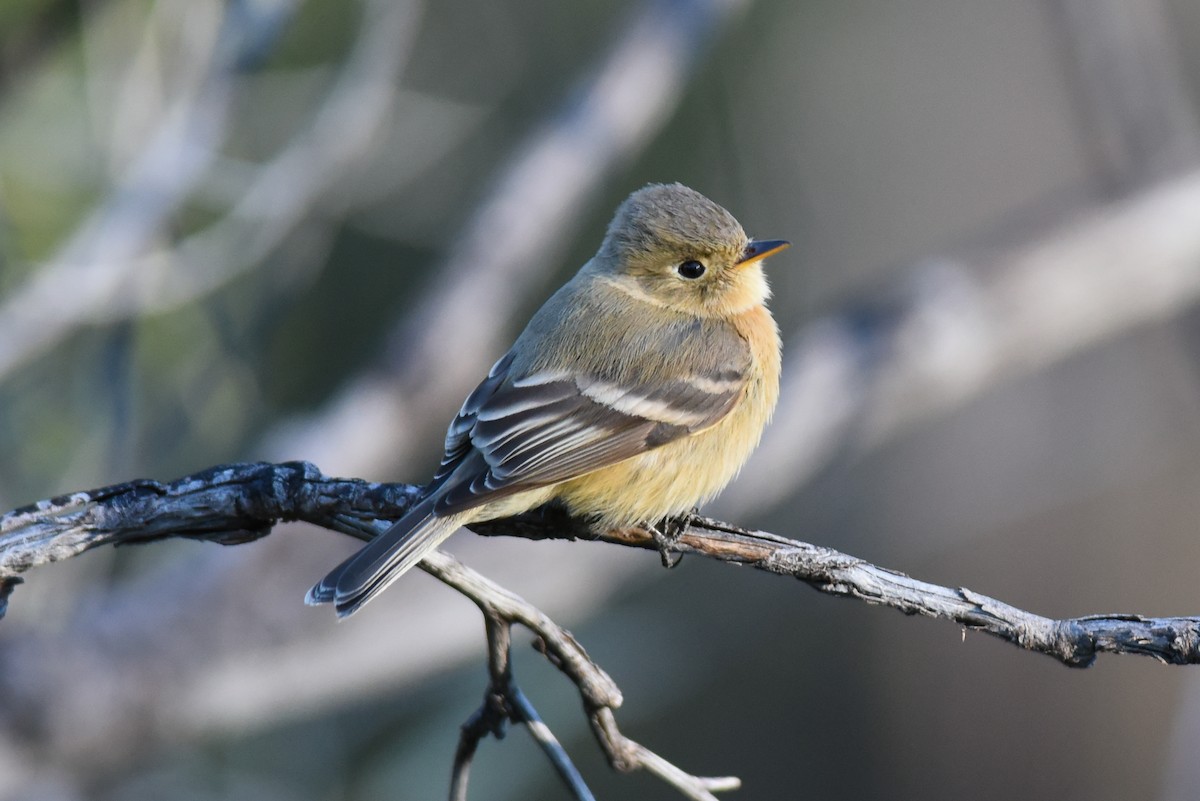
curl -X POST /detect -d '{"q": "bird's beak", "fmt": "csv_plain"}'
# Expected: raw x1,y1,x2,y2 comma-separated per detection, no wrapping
737,239,790,267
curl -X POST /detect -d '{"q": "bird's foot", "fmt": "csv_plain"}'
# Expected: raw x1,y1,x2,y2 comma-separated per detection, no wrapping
649,514,690,569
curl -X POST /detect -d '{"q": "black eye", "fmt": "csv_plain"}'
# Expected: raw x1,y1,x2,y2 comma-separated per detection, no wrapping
677,260,706,279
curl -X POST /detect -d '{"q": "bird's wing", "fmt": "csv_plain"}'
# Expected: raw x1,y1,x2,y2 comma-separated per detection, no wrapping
426,339,750,517
310,346,743,615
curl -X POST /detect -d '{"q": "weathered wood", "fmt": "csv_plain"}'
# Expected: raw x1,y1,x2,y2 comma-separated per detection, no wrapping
4,461,1198,668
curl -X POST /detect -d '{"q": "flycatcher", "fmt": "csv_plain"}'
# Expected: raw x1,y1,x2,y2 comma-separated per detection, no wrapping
309,182,788,617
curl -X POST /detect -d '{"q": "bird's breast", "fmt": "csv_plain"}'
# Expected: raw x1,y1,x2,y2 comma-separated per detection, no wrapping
554,304,780,528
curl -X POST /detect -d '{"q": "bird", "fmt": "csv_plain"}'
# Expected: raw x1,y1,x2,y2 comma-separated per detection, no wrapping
307,182,788,617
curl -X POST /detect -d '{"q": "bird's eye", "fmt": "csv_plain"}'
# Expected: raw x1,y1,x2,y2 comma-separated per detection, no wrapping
677,260,706,279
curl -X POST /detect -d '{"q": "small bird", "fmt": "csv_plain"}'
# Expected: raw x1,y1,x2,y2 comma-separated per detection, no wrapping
308,183,788,617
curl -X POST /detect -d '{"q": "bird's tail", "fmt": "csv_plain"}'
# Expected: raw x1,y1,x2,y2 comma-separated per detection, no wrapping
305,499,461,617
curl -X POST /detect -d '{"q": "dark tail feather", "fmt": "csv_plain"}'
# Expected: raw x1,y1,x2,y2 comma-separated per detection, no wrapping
306,500,461,617
305,567,341,606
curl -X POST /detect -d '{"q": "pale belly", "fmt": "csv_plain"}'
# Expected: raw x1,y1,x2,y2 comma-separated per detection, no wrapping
552,380,773,528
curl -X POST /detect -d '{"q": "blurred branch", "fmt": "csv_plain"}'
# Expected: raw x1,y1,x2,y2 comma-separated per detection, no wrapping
1047,0,1200,191
0,0,244,380
6,461,1200,669
729,166,1200,513
0,0,417,381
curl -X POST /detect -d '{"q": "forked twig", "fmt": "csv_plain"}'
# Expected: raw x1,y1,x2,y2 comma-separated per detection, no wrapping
421,546,735,800
448,611,593,801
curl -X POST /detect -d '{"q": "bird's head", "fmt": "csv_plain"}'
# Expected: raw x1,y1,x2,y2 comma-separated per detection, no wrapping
594,183,788,317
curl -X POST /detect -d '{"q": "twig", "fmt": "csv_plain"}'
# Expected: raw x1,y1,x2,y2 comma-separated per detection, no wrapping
510,687,593,800
447,612,594,801
421,545,733,801
448,615,512,801
589,707,741,800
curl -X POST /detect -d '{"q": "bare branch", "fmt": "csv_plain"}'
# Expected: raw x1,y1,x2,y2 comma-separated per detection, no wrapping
509,686,594,801
589,707,741,801
449,616,514,801
423,540,735,800
448,613,594,801
3,462,1198,671
599,516,1200,669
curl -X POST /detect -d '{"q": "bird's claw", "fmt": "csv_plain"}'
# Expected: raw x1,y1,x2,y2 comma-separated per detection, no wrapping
649,515,689,568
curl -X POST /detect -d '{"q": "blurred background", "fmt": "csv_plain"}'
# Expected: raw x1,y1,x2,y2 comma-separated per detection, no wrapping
1,0,1199,798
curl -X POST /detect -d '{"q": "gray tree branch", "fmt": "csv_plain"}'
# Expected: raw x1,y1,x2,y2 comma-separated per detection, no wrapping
3,461,1197,670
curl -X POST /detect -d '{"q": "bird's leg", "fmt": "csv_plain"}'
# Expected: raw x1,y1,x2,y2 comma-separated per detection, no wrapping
648,513,691,568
